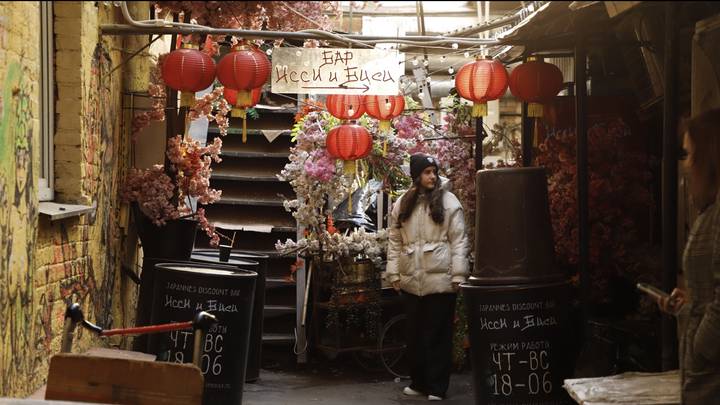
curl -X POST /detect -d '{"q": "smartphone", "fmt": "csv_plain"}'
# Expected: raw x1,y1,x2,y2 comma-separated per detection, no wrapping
637,283,670,301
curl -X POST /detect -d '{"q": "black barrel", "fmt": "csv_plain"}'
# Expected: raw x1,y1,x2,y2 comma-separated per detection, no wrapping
192,249,269,382
462,280,574,405
134,256,183,352
473,167,558,284
464,167,574,405
149,263,257,405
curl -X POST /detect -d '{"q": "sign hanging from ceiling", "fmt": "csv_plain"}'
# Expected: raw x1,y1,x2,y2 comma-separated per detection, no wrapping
271,48,403,95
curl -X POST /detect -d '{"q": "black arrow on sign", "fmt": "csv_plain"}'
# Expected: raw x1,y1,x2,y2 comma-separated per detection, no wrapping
301,83,370,93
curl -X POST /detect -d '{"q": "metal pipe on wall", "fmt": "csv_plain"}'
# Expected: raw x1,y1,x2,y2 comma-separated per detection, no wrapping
475,117,485,171
521,102,533,166
521,57,533,166
661,1,679,372
574,42,589,325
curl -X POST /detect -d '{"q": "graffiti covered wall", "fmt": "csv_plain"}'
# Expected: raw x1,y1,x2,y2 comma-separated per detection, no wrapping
0,1,42,395
0,2,136,396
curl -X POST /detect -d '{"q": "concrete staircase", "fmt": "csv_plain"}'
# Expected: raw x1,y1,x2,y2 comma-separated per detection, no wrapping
195,95,299,350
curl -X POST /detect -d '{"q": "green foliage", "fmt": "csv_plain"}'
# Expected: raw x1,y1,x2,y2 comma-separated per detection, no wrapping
246,107,259,120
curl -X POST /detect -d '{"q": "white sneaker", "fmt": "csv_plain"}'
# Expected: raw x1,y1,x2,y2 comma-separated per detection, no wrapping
428,395,443,401
403,387,423,396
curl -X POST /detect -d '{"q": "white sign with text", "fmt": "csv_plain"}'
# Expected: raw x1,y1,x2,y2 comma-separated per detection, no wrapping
271,48,403,95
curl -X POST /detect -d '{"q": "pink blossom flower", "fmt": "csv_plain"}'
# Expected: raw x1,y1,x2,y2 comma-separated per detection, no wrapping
123,134,224,246
304,149,336,182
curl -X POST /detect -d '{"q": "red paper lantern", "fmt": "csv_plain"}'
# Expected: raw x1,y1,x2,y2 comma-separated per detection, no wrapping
223,86,263,143
455,58,508,117
327,124,372,212
509,57,564,117
217,45,270,104
161,45,216,106
326,94,366,121
326,124,373,161
217,45,270,142
365,94,405,131
223,87,262,116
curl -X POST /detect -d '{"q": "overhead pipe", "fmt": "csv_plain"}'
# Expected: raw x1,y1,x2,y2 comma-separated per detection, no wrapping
101,24,499,47
108,1,500,48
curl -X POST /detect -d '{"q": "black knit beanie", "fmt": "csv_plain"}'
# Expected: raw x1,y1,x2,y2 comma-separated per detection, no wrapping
410,153,439,182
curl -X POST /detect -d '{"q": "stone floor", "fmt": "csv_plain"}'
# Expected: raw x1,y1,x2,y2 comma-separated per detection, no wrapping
245,351,475,405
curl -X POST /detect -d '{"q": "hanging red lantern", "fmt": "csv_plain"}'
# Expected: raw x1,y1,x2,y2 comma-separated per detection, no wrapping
217,45,270,93
223,87,262,116
326,94,366,121
223,86,263,142
325,124,372,212
217,44,270,139
455,57,508,117
326,124,373,211
161,44,217,107
365,94,405,131
326,124,373,163
509,56,564,117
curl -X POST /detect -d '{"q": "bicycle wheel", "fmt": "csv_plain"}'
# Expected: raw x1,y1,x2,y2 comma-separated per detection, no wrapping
351,349,384,373
379,314,409,379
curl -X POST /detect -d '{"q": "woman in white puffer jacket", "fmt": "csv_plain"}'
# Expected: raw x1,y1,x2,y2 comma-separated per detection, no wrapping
386,153,469,401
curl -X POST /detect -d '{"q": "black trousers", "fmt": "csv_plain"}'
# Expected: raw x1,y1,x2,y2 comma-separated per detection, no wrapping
404,292,457,398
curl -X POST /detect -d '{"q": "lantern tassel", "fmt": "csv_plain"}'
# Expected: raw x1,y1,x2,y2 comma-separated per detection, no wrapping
471,102,488,117
242,116,247,143
348,187,353,213
343,160,355,176
533,117,540,148
528,102,544,118
379,120,391,132
237,90,253,106
344,161,356,213
234,108,248,143
180,91,195,108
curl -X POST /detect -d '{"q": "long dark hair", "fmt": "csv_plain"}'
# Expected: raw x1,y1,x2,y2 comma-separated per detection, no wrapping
683,108,720,209
397,178,445,227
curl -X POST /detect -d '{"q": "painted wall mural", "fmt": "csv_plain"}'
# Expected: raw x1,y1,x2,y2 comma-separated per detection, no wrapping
0,57,40,395
0,1,131,396
82,43,122,329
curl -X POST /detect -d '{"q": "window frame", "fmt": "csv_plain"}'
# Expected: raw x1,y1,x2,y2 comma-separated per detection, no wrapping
38,0,54,201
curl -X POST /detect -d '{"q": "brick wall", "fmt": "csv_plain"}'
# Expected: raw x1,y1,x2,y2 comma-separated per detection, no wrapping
0,2,148,397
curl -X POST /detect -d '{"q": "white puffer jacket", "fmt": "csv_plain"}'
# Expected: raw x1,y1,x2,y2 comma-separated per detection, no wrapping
385,182,469,296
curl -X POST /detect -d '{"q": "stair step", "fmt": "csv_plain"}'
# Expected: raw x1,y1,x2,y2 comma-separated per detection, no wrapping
217,186,286,207
264,305,296,317
266,276,296,288
194,232,297,254
211,157,286,182
204,205,296,234
212,180,293,200
255,103,296,113
212,133,293,158
217,197,284,207
221,150,290,159
208,127,292,138
262,333,295,345
212,167,282,182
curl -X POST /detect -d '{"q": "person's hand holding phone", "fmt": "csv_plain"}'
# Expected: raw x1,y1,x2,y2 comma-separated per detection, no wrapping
658,288,687,315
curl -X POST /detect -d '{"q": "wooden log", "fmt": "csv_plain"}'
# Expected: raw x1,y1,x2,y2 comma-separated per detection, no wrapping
45,354,203,405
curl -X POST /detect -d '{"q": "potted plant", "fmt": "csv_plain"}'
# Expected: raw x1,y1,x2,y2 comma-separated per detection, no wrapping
123,86,232,259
